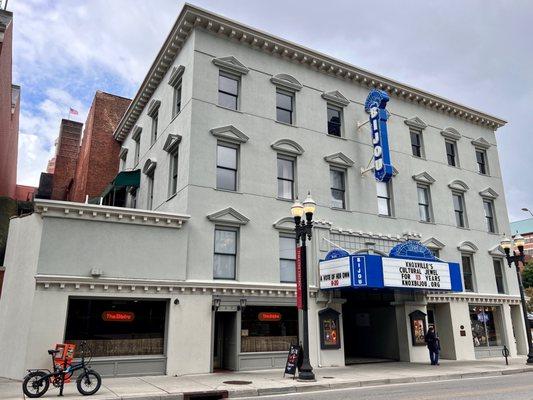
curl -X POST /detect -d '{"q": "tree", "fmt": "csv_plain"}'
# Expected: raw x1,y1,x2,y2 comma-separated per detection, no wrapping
523,262,533,289
525,287,533,313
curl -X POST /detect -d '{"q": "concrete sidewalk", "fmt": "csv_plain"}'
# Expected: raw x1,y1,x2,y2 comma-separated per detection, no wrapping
2,358,532,399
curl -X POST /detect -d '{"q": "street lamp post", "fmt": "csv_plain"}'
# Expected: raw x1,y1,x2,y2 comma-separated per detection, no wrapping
291,194,316,381
500,235,533,364
521,207,533,218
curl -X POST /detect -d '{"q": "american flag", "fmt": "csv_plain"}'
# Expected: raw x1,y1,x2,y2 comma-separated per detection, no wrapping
69,107,79,115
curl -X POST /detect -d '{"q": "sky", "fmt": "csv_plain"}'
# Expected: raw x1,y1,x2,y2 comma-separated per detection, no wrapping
10,0,533,222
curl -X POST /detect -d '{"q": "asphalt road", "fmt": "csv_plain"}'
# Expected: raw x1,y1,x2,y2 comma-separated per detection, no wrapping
239,372,533,400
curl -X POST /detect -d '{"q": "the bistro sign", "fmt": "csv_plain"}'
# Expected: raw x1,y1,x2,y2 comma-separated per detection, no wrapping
101,311,135,322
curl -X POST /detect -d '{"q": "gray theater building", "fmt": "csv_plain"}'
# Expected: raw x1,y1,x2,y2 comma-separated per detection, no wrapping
0,4,528,378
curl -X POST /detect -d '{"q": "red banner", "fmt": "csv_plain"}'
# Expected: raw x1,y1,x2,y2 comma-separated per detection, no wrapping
296,246,303,309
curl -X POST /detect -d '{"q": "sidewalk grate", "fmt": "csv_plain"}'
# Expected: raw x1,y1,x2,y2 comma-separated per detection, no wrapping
183,390,229,400
223,380,252,385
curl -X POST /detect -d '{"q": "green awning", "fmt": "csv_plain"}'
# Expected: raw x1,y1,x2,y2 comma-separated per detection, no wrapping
100,169,140,199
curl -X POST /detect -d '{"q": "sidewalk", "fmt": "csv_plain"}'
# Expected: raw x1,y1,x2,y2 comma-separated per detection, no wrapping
2,357,532,399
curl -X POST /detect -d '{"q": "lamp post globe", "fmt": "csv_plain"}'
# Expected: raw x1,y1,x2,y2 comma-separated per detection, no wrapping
291,200,304,219
500,238,512,252
514,234,526,249
302,194,316,217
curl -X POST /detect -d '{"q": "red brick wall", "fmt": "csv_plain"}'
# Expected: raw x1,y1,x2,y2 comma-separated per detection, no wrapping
71,91,130,202
51,120,82,200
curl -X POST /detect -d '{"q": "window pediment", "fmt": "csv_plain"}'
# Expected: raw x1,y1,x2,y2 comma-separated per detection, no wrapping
207,207,249,225
119,147,128,159
212,56,249,75
132,125,142,141
271,139,304,156
458,240,478,254
147,99,161,117
404,116,428,130
471,137,491,150
210,125,249,144
324,152,354,168
273,217,295,232
448,179,469,193
412,171,435,184
479,187,499,199
321,90,349,107
270,73,302,91
142,159,157,175
163,134,182,154
440,127,461,140
488,244,505,257
168,65,185,86
422,237,445,250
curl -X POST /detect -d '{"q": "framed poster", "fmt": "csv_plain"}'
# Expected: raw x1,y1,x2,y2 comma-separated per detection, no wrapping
409,310,427,346
318,308,341,350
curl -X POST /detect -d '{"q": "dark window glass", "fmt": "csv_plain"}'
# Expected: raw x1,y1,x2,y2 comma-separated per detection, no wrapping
276,91,293,124
469,305,502,347
151,111,158,144
214,228,237,279
175,80,182,115
377,181,392,216
279,236,296,282
410,130,422,157
462,255,474,292
430,249,440,259
483,199,496,233
147,174,154,210
327,106,342,136
330,169,345,209
64,298,166,357
277,157,294,200
241,306,298,352
446,140,457,166
169,152,178,196
218,73,239,110
216,144,237,191
453,193,465,227
134,137,140,165
493,259,505,294
417,185,431,222
476,150,487,174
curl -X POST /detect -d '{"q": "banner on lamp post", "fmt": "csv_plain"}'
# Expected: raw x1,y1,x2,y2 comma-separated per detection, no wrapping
296,246,303,309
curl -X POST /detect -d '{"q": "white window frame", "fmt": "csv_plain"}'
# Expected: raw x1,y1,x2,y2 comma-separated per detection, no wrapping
216,142,239,192
483,198,497,233
213,226,238,280
277,154,296,200
417,184,433,222
279,234,296,283
461,254,476,292
330,167,347,210
452,191,468,228
377,180,393,217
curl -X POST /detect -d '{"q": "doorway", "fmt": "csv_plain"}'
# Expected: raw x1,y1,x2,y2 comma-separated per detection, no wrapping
341,289,399,364
213,312,238,371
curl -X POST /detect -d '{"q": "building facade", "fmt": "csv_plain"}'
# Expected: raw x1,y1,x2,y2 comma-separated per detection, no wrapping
0,5,528,379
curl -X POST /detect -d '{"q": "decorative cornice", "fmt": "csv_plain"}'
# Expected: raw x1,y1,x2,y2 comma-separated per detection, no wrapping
132,125,142,141
330,226,411,242
422,237,445,250
34,199,190,229
479,187,499,199
488,244,505,257
324,152,354,168
412,171,435,184
448,179,469,193
404,116,428,130
426,292,521,305
113,4,506,141
440,127,461,141
163,134,182,154
273,216,295,232
321,90,350,107
212,55,249,75
142,158,157,175
270,138,304,156
270,73,302,91
458,240,478,254
207,207,249,225
168,65,185,87
119,146,128,159
210,125,249,143
147,99,161,117
471,137,491,150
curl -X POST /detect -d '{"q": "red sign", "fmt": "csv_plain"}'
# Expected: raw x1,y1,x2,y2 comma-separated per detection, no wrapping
296,246,303,309
258,312,282,322
102,311,135,322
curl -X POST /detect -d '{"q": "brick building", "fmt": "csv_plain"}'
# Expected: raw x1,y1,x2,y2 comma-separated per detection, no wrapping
510,218,533,260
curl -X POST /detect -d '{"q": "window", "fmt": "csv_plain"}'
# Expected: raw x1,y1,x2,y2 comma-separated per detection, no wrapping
417,185,432,222
445,140,458,166
453,192,466,228
279,236,296,283
146,174,154,210
216,144,238,191
410,129,423,157
130,188,137,209
151,110,159,145
493,259,505,294
134,137,140,165
241,306,298,352
330,168,346,209
483,199,496,233
169,152,179,196
276,90,294,124
174,78,182,116
469,305,502,348
218,72,239,110
277,156,295,200
462,255,474,292
213,228,237,279
120,153,127,171
327,105,342,136
377,181,392,216
476,149,487,175
65,298,166,357
429,248,440,259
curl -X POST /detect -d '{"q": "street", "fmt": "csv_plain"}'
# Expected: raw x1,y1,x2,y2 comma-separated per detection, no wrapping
239,373,533,400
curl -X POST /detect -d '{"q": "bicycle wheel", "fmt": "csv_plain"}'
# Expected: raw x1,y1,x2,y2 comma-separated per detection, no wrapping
76,370,101,396
22,371,49,398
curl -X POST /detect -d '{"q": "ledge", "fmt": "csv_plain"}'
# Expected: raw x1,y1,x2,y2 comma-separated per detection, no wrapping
34,199,190,229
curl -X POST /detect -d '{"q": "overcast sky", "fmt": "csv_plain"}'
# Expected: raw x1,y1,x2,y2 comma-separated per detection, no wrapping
11,0,533,223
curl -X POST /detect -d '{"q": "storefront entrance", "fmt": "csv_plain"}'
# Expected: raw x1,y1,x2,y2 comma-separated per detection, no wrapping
341,289,399,364
213,311,238,371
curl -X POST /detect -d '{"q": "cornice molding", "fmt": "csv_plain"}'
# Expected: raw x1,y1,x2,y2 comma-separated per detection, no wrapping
479,187,499,199
404,116,428,130
458,240,478,254
33,199,190,229
147,99,161,117
210,125,249,143
471,137,491,149
273,216,295,232
412,171,435,185
132,125,142,141
426,292,521,305
142,158,157,175
422,237,445,250
113,4,506,141
168,65,185,87
163,134,182,154
119,146,128,159
212,55,249,75
270,73,302,91
448,179,469,193
207,207,249,225
324,152,354,168
440,127,461,141
270,138,304,156
321,90,350,107
488,244,505,257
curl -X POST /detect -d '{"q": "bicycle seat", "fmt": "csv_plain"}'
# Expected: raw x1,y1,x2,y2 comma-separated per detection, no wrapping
48,349,60,355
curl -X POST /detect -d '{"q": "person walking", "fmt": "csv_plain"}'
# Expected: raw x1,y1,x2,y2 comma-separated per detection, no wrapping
424,326,440,365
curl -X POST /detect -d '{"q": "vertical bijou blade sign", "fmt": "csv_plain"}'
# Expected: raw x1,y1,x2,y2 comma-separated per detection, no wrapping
364,89,394,182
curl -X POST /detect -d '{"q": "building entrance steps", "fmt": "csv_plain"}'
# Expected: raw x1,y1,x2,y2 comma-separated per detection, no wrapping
1,357,532,399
